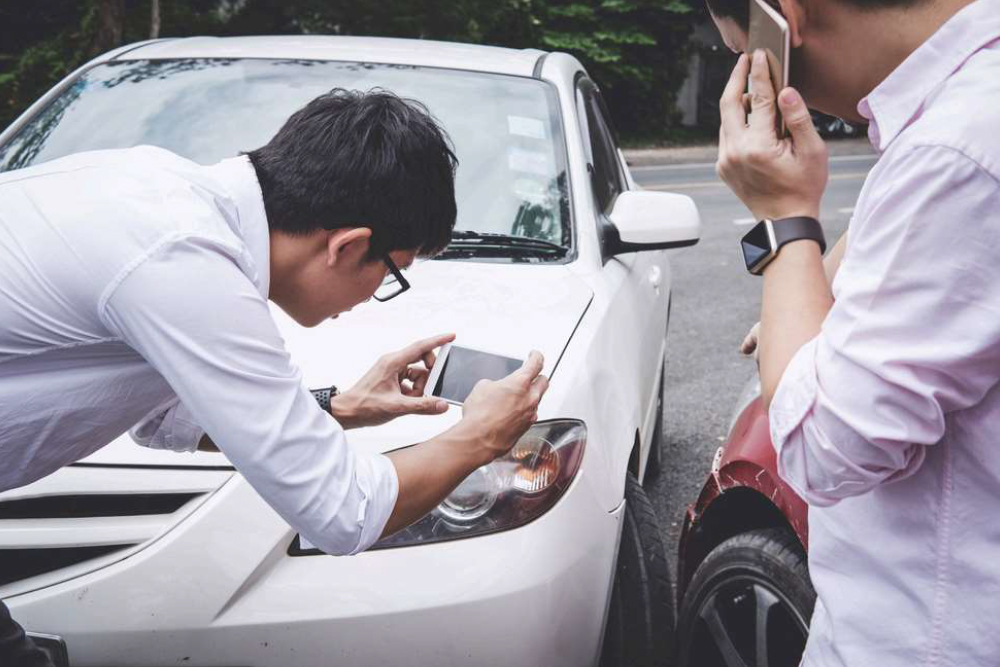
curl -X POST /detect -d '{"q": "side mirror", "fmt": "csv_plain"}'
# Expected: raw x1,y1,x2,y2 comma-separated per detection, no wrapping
605,190,701,256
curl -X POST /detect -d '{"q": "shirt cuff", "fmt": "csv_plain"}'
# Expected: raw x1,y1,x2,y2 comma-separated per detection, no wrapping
346,451,400,555
769,337,821,449
768,337,846,507
130,399,205,453
768,336,926,506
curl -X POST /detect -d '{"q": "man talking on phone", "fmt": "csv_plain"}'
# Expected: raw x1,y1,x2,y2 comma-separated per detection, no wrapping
0,89,548,665
704,0,1000,664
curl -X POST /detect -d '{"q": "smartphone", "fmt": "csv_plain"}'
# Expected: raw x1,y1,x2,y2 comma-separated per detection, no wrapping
748,0,790,136
424,343,523,405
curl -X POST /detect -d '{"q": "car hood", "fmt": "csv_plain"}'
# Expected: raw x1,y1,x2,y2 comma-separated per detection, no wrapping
82,260,592,467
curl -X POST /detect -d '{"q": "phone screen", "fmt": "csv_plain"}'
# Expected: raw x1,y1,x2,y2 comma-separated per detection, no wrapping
431,346,523,404
748,0,790,135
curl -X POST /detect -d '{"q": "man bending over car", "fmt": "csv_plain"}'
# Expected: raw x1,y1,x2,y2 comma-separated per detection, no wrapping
0,88,548,666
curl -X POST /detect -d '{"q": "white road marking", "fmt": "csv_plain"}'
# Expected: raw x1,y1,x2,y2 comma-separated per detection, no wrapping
733,217,757,225
645,170,871,192
628,153,877,173
838,207,855,215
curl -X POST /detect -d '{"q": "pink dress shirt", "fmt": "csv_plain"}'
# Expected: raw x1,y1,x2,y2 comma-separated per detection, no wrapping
768,1,1000,665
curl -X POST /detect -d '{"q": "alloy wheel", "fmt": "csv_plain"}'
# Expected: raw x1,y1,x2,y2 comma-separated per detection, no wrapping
680,572,808,667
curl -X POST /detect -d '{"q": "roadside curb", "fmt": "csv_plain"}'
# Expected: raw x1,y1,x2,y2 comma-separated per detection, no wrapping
623,137,876,167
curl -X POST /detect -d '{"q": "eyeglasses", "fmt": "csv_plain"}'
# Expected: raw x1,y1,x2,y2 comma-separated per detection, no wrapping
373,253,411,302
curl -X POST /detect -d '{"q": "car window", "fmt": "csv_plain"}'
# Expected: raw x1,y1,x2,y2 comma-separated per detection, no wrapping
0,59,572,249
577,78,625,215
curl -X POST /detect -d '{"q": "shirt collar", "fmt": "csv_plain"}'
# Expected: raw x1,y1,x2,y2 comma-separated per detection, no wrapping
857,0,1000,152
201,155,271,298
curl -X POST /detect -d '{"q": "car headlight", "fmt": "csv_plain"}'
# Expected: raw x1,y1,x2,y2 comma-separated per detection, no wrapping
287,420,586,556
372,419,586,549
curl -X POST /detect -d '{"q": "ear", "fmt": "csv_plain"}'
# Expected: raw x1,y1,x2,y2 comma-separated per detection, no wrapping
326,227,373,267
775,0,807,48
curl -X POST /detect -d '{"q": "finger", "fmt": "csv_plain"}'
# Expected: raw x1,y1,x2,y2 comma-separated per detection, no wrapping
399,396,449,416
747,49,778,137
530,374,549,403
741,92,752,115
393,333,456,367
740,333,757,355
720,53,750,139
778,87,825,154
513,350,544,385
409,367,430,395
421,349,436,370
717,123,729,183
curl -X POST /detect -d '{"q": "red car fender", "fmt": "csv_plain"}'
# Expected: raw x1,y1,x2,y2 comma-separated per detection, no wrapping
677,398,808,599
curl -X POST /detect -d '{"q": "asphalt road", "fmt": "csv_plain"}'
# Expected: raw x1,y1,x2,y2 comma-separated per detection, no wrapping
630,149,879,592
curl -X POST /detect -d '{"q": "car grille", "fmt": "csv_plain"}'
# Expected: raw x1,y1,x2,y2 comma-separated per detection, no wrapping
0,465,232,596
0,493,200,520
0,546,128,587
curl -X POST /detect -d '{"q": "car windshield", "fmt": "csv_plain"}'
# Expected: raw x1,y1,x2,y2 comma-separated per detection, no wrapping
0,58,570,248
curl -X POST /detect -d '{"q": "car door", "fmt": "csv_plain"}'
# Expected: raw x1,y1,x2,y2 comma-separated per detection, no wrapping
576,78,669,473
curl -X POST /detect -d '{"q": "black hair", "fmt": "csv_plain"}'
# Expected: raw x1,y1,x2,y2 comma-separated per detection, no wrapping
247,88,458,260
706,0,928,31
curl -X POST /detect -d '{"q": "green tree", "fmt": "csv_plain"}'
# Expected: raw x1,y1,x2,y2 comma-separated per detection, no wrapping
0,0,700,142
522,0,697,140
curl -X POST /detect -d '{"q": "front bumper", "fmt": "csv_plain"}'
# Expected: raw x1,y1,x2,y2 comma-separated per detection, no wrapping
8,472,622,667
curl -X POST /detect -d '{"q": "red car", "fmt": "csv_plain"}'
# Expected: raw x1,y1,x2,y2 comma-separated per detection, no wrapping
675,378,815,667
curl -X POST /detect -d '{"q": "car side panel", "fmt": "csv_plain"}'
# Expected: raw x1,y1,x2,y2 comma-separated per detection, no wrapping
542,53,672,500
677,398,809,599
715,398,808,543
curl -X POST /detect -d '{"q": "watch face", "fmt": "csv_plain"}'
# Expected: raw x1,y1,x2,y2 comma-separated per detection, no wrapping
741,221,773,271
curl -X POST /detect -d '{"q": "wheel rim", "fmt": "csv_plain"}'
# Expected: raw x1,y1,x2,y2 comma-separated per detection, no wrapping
680,572,808,667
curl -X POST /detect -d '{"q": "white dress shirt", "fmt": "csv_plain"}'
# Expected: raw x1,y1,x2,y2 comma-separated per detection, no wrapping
0,146,398,556
768,1,1000,665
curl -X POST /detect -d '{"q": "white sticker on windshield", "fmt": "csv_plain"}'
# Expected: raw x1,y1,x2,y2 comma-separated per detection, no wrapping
508,115,547,140
508,148,554,176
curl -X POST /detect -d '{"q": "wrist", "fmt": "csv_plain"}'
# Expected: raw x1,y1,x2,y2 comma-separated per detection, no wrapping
330,392,363,429
446,418,500,469
764,237,824,270
755,201,820,222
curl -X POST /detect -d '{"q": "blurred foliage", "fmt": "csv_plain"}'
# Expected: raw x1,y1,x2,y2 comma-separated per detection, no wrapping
0,0,700,141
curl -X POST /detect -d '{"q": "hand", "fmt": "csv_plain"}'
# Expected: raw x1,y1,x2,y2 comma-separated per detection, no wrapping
460,350,549,464
716,50,828,221
331,333,455,429
740,321,761,361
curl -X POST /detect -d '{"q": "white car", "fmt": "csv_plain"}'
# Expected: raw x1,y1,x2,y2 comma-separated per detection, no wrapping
0,36,700,667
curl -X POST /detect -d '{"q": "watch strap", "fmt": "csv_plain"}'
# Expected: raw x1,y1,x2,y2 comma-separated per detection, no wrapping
771,216,826,254
310,385,339,414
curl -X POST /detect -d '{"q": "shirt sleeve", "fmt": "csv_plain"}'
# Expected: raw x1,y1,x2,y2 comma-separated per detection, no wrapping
100,235,399,555
769,145,1000,507
130,398,204,453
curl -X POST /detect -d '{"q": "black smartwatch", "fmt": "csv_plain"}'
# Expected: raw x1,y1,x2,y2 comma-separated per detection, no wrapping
740,216,826,275
310,385,340,414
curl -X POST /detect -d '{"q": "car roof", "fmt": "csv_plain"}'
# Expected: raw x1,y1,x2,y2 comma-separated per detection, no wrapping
113,36,548,78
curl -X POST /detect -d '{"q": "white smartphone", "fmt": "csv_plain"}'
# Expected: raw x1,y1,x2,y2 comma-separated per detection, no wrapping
748,0,790,136
424,343,524,405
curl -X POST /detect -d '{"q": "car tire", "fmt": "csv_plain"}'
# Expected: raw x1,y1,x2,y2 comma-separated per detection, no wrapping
600,473,675,667
676,527,815,667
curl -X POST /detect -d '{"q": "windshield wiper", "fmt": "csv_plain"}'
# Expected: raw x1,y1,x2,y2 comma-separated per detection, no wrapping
437,231,568,260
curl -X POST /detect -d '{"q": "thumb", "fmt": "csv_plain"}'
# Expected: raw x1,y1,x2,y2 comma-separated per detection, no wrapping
401,395,449,416
778,87,822,151
514,350,544,384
